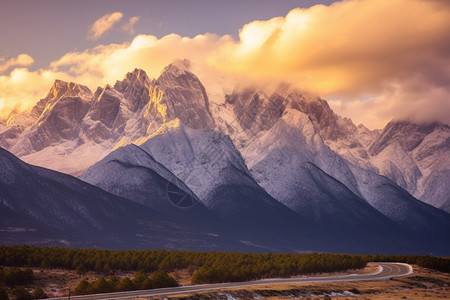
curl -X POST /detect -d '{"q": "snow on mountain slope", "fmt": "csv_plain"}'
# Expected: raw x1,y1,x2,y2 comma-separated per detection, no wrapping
368,121,450,211
242,107,450,253
137,119,252,202
81,124,310,251
349,163,450,251
135,121,305,250
10,81,93,156
243,110,387,227
1,60,448,253
18,141,114,177
0,147,176,248
0,110,37,146
215,84,376,172
226,82,449,213
356,124,382,148
80,142,210,218
243,108,361,199
1,147,258,251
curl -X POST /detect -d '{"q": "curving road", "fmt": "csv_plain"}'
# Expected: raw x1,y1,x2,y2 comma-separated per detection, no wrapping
53,263,412,300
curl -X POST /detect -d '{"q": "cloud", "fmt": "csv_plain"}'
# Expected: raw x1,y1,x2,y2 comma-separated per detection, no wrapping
0,68,66,119
88,12,123,40
0,54,34,74
209,0,450,128
122,16,140,35
1,0,450,129
0,33,232,119
49,33,232,86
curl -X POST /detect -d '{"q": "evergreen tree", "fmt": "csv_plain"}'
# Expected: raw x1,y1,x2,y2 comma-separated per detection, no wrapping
116,278,134,292
132,271,148,290
10,287,31,300
89,277,111,294
31,288,46,299
75,264,87,277
103,264,111,276
107,276,119,291
150,271,179,288
74,280,89,295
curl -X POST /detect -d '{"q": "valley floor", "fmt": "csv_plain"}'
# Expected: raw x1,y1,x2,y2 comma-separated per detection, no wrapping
22,265,449,299
141,266,449,300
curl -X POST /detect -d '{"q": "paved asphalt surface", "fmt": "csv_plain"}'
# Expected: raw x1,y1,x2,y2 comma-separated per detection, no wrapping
53,262,413,300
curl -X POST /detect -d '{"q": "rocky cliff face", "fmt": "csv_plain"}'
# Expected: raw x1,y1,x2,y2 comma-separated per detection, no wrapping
0,63,215,175
368,121,450,211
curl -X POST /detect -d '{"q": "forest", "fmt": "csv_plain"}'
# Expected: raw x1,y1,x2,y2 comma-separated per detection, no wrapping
0,245,449,299
0,246,367,281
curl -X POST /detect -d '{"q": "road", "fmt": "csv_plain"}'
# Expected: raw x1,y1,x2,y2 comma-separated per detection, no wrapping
54,262,413,300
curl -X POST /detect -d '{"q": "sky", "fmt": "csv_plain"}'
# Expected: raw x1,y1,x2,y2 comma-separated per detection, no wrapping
1,0,449,129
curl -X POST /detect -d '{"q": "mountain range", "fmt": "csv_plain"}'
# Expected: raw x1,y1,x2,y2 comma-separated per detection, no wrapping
1,60,449,254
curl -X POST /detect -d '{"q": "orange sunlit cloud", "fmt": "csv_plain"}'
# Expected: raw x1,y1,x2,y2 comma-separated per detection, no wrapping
0,33,232,119
0,54,34,74
122,16,140,35
209,0,450,128
1,0,449,129
88,12,124,40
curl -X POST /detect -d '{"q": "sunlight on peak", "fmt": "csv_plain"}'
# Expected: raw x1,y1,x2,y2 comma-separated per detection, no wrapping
145,85,164,119
6,114,15,126
97,86,108,102
135,118,181,146
34,101,58,126
113,136,131,151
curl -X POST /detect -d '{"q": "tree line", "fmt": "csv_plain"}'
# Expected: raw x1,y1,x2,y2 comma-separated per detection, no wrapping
0,246,448,287
0,267,46,300
362,254,450,273
74,270,178,295
0,246,366,280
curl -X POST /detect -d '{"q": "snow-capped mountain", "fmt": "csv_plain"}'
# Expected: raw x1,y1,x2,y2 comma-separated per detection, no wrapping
0,147,264,251
79,141,237,238
0,62,215,176
368,121,450,212
213,83,449,213
80,121,439,253
1,60,449,254
83,121,307,251
239,106,449,251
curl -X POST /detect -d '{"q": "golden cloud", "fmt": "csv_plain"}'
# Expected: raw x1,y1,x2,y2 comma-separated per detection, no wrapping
88,12,123,40
0,68,64,119
208,0,450,128
0,54,34,74
122,16,140,35
0,33,232,119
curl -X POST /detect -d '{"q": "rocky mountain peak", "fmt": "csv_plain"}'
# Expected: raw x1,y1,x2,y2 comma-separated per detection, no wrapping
160,59,191,77
112,69,151,113
153,61,215,130
115,68,150,89
48,79,92,101
30,80,92,120
368,120,445,156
